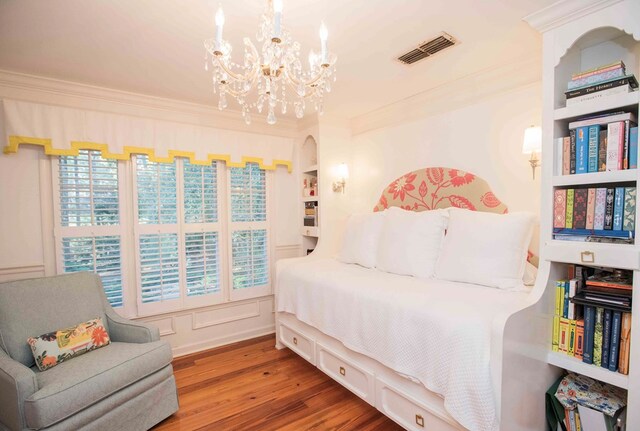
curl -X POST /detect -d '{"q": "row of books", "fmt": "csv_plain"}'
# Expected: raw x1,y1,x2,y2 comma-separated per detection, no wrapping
565,60,638,107
553,186,635,242
557,111,638,175
552,265,632,375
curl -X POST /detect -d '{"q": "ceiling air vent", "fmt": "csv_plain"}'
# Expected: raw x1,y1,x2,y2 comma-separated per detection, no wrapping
397,32,458,65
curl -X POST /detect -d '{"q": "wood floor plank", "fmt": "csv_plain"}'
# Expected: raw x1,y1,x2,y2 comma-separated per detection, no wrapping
153,334,402,431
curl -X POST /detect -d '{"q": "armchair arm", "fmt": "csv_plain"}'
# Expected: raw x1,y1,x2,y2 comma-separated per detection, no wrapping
0,348,37,431
105,310,160,343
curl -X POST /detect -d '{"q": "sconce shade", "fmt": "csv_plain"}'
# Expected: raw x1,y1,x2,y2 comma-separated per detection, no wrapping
522,126,542,154
336,163,349,179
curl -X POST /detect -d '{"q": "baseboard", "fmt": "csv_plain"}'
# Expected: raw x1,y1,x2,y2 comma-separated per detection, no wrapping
171,324,276,358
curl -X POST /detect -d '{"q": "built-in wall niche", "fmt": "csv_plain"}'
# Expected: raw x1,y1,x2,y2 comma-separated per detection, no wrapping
300,134,319,254
553,28,640,111
301,135,318,171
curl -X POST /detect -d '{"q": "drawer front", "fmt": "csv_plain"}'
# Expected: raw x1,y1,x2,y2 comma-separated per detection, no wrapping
376,378,463,431
316,343,375,405
279,323,315,365
545,241,640,270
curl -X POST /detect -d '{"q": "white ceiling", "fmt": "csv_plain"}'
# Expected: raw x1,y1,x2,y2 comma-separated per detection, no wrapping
0,0,554,120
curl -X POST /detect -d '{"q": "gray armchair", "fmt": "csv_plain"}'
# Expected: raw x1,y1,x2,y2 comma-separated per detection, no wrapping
0,272,179,431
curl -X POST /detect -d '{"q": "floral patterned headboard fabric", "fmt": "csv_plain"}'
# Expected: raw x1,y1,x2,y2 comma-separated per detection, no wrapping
373,167,508,214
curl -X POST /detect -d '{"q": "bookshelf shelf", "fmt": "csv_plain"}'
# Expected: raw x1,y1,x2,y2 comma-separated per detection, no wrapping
303,165,318,174
552,169,637,187
545,240,640,269
547,351,629,389
554,91,639,122
302,196,319,202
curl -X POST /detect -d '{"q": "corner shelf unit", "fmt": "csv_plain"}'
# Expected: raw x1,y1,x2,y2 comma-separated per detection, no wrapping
539,1,640,427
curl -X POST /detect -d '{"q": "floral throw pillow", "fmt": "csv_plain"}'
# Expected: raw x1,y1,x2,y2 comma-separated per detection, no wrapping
27,318,110,371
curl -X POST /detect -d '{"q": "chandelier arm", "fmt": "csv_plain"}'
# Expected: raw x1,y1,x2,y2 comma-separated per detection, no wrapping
283,65,327,88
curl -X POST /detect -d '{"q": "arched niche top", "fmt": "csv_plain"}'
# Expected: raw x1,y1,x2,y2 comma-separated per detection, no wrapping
301,135,318,168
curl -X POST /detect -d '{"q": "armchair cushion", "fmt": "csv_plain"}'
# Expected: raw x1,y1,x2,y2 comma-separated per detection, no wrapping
24,340,172,429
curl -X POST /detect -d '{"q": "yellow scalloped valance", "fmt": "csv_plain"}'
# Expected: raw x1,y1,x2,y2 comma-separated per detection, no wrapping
2,99,293,172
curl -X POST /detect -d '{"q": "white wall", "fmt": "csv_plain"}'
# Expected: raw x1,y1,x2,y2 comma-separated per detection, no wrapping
316,82,543,257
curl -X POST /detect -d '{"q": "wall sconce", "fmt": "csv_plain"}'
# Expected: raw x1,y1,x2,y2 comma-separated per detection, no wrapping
332,163,349,193
522,125,542,180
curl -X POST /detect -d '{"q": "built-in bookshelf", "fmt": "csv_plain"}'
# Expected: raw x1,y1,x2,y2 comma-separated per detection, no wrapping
300,135,319,254
539,2,640,428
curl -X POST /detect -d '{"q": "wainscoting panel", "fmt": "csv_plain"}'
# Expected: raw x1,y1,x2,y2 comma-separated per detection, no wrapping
192,300,261,330
144,316,176,336
0,264,45,283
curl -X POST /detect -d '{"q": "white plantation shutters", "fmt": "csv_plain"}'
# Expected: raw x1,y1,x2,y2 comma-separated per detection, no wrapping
229,163,270,300
55,150,124,307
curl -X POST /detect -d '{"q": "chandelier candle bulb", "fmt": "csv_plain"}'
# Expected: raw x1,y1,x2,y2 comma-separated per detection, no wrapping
273,0,283,40
319,22,328,64
215,6,225,50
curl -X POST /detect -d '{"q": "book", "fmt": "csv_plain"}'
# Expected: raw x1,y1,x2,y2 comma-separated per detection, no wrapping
570,129,577,174
566,189,575,228
587,125,600,172
623,187,636,232
624,120,631,169
585,188,596,230
559,317,570,354
604,188,615,230
568,67,627,90
569,111,637,130
619,313,631,375
613,187,625,231
556,281,565,316
608,310,622,372
575,319,585,360
573,188,588,229
568,279,579,320
598,130,607,171
602,309,612,369
631,126,638,169
575,127,589,174
586,272,633,291
583,306,595,364
570,61,625,80
593,307,604,367
563,280,570,318
563,136,571,175
566,84,635,106
606,121,624,170
568,319,577,356
553,189,567,229
552,228,634,239
552,315,560,352
565,75,639,98
594,188,607,230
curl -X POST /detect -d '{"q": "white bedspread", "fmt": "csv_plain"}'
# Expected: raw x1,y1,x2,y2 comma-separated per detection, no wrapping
276,257,530,431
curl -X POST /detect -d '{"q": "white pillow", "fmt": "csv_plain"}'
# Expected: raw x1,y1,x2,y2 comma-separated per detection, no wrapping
376,207,449,278
523,261,538,286
337,212,385,268
435,208,535,289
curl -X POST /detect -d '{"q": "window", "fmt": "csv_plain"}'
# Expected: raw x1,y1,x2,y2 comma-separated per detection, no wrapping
54,150,124,307
53,153,270,317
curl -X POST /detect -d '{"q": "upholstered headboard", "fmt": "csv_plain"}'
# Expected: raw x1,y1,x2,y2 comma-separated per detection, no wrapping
373,167,508,214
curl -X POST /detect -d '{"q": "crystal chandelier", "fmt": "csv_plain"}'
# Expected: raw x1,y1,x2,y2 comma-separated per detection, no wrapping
204,0,337,125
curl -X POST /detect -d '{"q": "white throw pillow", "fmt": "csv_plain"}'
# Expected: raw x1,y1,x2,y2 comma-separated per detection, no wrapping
337,211,385,268
377,207,449,278
435,208,535,289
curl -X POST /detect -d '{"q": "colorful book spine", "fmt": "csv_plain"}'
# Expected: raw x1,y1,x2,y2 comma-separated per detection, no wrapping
606,121,624,171
586,188,596,229
570,61,625,80
570,129,577,174
563,280,570,318
623,187,636,232
631,126,638,169
555,282,564,316
568,319,577,356
583,306,595,364
587,125,600,172
594,188,607,230
566,76,638,98
573,188,588,229
604,188,615,230
575,319,585,360
563,136,571,175
613,186,625,231
566,189,575,228
552,315,560,352
559,317,570,354
554,189,567,229
593,307,604,367
609,311,622,372
619,313,631,375
598,130,608,172
568,279,578,320
576,127,589,174
602,309,612,369
567,68,627,90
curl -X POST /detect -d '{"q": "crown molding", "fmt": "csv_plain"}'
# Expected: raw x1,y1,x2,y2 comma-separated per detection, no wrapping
349,55,542,136
0,70,299,138
523,0,623,33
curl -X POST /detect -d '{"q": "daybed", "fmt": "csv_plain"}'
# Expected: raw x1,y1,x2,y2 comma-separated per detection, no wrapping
275,167,555,431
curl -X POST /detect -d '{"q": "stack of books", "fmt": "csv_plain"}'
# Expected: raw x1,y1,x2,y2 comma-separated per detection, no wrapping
557,112,638,175
552,265,632,375
553,186,635,242
565,61,638,107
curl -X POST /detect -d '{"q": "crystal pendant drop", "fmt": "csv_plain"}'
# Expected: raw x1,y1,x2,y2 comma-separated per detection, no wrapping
244,111,252,125
297,83,305,97
281,103,287,115
295,103,304,119
267,108,276,125
218,91,228,110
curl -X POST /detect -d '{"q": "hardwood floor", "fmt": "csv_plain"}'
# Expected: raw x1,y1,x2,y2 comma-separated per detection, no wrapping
152,334,402,431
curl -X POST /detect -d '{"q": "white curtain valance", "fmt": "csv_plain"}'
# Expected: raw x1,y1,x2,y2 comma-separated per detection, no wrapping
1,99,293,171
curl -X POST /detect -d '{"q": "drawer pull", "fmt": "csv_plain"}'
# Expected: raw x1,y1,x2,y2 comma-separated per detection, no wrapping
339,366,346,376
580,251,594,263
293,337,298,345
416,414,424,427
